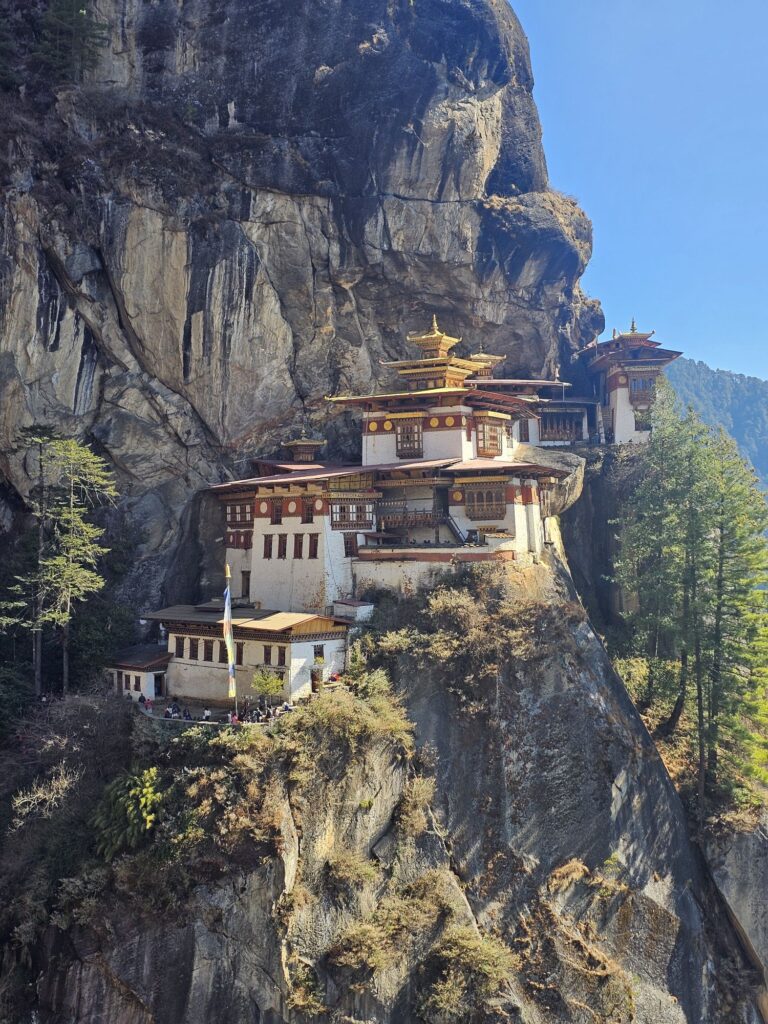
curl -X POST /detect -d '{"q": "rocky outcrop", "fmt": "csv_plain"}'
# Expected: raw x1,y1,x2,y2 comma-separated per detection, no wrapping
0,0,602,609
24,564,764,1023
706,816,768,1018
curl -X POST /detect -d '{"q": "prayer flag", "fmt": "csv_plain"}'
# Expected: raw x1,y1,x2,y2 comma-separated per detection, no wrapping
223,565,237,699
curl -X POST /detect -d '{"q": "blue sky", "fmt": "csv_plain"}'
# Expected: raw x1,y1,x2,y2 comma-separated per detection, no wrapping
511,0,768,379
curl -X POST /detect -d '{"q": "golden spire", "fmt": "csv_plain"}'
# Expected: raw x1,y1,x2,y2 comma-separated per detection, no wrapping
431,314,439,334
630,317,637,333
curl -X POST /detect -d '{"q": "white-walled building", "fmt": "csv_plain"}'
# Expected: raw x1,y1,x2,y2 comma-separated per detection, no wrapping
580,323,681,444
212,319,570,613
141,605,348,705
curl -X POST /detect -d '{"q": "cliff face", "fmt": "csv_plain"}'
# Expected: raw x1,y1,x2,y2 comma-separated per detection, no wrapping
23,564,763,1023
0,0,602,607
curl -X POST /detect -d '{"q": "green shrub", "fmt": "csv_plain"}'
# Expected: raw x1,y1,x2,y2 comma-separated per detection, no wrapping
419,925,516,1023
324,848,379,895
93,767,164,860
396,775,435,837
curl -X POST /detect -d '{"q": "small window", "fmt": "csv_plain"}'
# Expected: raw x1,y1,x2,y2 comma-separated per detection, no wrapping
277,646,286,667
218,640,228,664
271,501,283,525
264,644,272,665
203,639,214,662
241,570,251,598
308,534,319,559
395,419,423,458
294,534,304,559
189,638,199,660
301,501,314,524
117,670,123,688
343,533,358,557
175,636,185,658
518,419,530,443
124,674,130,691
236,642,243,666
277,534,287,559
263,534,273,559
476,420,502,457
134,675,141,691
313,644,325,663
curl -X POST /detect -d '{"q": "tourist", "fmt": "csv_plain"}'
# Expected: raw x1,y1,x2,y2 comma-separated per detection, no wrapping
226,710,232,724
163,707,172,719
138,694,146,705
145,698,154,714
171,701,180,716
231,711,239,725
203,707,211,721
183,708,192,721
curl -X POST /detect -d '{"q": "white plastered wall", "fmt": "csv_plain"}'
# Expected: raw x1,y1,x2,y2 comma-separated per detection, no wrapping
248,512,354,612
288,638,346,701
611,387,649,444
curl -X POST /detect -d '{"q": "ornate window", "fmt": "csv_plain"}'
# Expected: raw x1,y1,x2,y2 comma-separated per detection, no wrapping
465,487,506,521
203,640,214,662
476,420,503,457
294,534,304,559
308,534,319,559
263,534,273,559
175,636,185,658
277,535,287,559
343,533,359,557
395,419,423,458
271,501,283,525
330,501,374,530
301,501,314,524
540,412,583,442
189,638,199,660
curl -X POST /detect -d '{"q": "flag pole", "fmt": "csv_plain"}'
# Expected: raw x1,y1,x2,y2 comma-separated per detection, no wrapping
223,563,238,718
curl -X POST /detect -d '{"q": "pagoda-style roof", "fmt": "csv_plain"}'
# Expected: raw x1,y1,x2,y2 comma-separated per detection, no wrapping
406,315,462,358
582,321,682,372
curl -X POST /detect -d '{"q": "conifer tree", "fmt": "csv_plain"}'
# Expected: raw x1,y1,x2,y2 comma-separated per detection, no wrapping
36,0,107,84
616,393,768,822
0,434,116,694
614,381,686,705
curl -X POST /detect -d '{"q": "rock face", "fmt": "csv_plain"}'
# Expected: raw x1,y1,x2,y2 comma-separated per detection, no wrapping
706,816,768,1018
0,0,602,608
27,564,764,1023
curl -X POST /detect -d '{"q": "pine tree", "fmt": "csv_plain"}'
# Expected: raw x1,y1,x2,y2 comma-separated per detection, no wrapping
36,0,107,84
614,381,686,705
615,395,768,822
0,434,116,694
702,431,768,787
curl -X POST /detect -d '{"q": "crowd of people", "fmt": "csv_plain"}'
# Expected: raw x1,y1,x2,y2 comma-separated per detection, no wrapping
136,695,295,727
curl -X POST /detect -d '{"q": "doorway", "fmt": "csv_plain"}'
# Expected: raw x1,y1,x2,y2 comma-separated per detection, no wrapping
153,673,165,698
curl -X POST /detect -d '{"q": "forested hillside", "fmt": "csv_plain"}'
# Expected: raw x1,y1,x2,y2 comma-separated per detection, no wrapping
667,357,768,489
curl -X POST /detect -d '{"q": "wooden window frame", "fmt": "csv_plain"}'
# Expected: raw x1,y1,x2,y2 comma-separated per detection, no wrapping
264,644,272,665
218,640,228,664
203,639,214,662
294,534,304,559
343,533,359,557
263,534,273,559
465,487,506,521
476,420,503,457
308,534,319,559
235,642,244,666
277,534,287,559
395,419,423,459
189,638,199,660
301,501,314,524
313,644,325,663
271,500,283,526
277,646,286,667
175,636,185,658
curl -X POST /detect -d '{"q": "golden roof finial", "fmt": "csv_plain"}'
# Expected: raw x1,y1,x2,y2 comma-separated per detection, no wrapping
431,314,440,334
630,317,637,333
